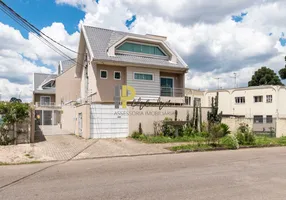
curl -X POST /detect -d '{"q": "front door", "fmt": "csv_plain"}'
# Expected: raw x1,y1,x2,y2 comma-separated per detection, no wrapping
160,77,174,97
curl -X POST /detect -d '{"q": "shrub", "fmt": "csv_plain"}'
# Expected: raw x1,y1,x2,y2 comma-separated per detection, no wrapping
183,126,194,137
162,117,175,137
220,123,231,136
200,131,209,138
208,123,224,145
236,132,245,145
131,131,142,139
235,131,255,145
244,131,255,145
237,123,249,133
221,134,239,149
153,121,162,136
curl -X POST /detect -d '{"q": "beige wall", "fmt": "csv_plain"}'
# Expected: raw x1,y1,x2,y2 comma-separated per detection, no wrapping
128,106,211,135
276,118,286,137
61,104,91,139
56,66,81,105
221,117,253,133
74,104,91,139
33,94,55,104
94,64,127,102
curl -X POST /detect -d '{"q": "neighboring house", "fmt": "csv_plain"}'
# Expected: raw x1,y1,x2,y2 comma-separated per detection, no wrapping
184,88,205,107
33,59,76,127
33,73,57,107
60,25,189,138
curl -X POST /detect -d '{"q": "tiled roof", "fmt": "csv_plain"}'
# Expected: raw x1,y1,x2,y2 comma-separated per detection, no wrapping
33,73,56,93
83,26,187,69
61,58,76,73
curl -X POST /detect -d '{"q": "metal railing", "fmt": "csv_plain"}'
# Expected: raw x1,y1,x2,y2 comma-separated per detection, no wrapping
160,87,184,97
35,102,58,107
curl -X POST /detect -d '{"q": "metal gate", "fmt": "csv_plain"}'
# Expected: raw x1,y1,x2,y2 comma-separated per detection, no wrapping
90,104,129,138
35,109,65,139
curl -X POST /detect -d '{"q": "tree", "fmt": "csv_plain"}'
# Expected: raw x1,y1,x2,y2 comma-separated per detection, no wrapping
248,67,283,86
279,56,286,79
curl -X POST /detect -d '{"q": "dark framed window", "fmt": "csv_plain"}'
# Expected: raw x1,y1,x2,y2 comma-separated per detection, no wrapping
134,73,153,81
235,97,245,104
266,115,273,123
185,96,191,105
254,115,263,123
114,71,121,80
254,96,263,103
266,95,272,103
100,70,108,79
117,42,167,56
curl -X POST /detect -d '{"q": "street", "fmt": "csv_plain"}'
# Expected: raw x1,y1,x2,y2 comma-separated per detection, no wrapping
1,147,286,200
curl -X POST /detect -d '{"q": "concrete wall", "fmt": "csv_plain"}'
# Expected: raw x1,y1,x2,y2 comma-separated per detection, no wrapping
221,116,253,133
276,118,286,137
61,104,90,139
61,105,76,134
56,66,81,105
128,106,211,135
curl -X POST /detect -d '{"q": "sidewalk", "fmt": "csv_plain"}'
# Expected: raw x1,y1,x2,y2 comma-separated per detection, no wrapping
0,135,179,164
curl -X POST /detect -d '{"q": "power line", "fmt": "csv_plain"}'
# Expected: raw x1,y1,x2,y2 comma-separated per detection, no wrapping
0,1,79,54
0,1,86,67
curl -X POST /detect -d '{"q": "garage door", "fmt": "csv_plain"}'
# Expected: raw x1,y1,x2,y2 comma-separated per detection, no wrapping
90,104,129,138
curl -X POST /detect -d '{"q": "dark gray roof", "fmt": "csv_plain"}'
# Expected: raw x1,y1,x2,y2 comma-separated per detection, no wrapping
61,58,76,73
33,73,56,94
83,26,187,69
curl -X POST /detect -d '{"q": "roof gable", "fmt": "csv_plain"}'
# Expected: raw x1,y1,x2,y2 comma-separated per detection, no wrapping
80,25,188,70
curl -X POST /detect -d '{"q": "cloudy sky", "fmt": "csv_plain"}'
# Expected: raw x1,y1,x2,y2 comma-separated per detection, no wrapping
1,0,286,101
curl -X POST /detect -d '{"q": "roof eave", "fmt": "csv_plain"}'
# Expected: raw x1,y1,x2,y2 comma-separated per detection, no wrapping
93,59,188,72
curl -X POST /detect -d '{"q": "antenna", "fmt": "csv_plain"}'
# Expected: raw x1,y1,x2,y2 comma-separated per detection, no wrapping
230,73,239,88
214,77,221,89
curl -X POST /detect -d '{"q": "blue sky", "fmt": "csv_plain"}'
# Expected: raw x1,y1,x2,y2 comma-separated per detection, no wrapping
1,0,85,37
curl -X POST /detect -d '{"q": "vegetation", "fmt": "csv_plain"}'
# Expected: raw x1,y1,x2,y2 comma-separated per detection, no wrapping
248,66,283,86
0,102,30,145
278,56,286,79
220,134,239,149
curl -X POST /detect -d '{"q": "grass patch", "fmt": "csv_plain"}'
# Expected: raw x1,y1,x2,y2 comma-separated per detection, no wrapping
171,144,214,151
0,160,42,166
135,135,207,144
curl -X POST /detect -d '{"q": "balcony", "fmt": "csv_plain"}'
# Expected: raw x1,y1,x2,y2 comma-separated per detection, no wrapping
160,87,184,104
35,102,60,108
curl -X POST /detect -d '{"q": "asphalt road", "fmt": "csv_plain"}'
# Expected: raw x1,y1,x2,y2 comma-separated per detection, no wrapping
1,147,286,200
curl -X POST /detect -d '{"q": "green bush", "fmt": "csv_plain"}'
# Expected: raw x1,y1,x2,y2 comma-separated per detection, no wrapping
221,134,239,149
235,131,255,145
237,123,249,133
255,136,276,146
131,131,142,139
162,117,175,137
236,132,245,145
220,123,231,136
208,123,224,145
200,131,209,138
183,126,194,137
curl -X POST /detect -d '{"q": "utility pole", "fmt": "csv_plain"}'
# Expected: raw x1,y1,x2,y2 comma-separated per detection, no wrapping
230,73,239,88
214,77,221,89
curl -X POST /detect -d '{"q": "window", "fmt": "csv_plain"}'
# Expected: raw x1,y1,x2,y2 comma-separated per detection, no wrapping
100,70,108,79
194,98,201,106
254,96,263,103
117,42,167,56
266,95,272,103
134,73,153,81
266,115,273,123
40,96,51,106
235,97,245,104
114,71,121,80
185,96,191,105
42,80,55,89
254,115,263,124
